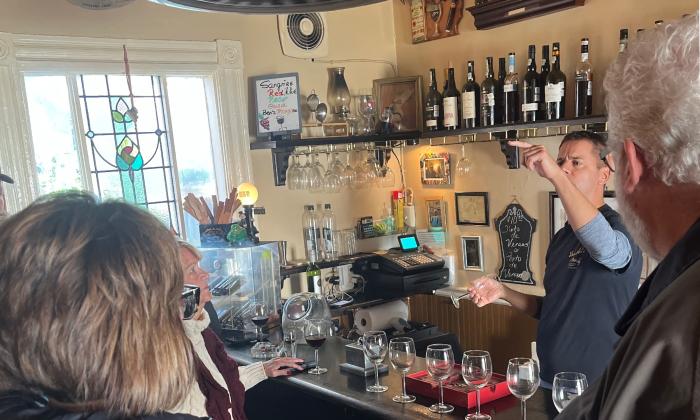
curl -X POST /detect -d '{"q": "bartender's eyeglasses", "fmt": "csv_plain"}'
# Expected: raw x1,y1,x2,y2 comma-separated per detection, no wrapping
181,284,200,320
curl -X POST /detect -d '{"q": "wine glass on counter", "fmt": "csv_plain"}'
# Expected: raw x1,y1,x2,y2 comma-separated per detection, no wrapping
304,319,331,375
389,337,416,403
462,350,493,420
507,358,540,420
251,302,269,343
363,331,389,392
426,343,455,413
552,372,588,413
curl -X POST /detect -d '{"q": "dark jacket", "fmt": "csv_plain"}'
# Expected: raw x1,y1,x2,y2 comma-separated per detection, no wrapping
0,391,205,420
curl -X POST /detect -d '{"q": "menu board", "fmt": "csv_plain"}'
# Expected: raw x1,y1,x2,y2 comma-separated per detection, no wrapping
252,73,301,137
494,203,537,285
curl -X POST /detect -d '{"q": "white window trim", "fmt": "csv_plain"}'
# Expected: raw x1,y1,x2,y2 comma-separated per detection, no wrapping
0,32,253,214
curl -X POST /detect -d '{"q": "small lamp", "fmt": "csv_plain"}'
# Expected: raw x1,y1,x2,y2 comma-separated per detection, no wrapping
237,182,259,243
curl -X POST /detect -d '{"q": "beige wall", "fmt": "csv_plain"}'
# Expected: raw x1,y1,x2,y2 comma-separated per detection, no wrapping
392,0,697,295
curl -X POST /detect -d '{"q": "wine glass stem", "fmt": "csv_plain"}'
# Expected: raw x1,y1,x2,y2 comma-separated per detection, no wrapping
521,399,527,420
291,341,297,358
314,349,319,370
402,372,407,397
439,380,444,406
476,388,481,414
257,327,261,342
374,362,380,388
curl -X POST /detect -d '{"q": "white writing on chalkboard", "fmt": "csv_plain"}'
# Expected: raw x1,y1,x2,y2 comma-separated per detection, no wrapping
495,203,537,285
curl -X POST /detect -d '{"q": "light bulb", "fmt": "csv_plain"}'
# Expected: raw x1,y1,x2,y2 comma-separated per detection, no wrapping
237,182,258,206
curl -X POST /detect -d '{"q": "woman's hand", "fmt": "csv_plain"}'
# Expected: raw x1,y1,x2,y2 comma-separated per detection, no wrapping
466,275,506,308
263,357,305,377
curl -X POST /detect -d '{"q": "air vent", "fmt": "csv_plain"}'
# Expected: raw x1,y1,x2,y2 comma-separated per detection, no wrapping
151,0,384,14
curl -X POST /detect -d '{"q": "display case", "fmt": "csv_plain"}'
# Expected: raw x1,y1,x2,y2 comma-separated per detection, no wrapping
199,242,282,343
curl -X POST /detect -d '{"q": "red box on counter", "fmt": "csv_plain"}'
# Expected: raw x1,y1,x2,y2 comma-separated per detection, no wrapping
406,367,510,409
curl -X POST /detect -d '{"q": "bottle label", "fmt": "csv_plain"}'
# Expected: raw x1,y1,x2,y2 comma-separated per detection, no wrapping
545,82,565,103
461,91,476,119
534,86,541,102
581,53,589,61
521,102,539,112
426,119,437,127
443,97,458,127
587,81,592,96
504,83,515,93
481,92,495,107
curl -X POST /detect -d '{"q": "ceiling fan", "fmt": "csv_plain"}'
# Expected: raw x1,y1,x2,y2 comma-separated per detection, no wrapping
150,0,386,14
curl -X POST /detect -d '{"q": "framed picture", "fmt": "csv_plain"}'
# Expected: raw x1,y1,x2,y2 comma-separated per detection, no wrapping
251,72,302,138
425,199,447,232
549,191,617,239
461,236,484,271
373,76,423,132
455,192,489,226
420,152,451,185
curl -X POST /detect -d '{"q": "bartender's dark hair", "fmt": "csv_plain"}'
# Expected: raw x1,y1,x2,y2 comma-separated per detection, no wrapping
560,130,610,167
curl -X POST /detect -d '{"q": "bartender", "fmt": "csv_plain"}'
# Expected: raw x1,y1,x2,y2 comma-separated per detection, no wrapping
467,131,642,386
0,168,14,220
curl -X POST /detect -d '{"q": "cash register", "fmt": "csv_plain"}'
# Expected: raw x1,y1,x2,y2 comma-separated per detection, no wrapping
352,234,449,298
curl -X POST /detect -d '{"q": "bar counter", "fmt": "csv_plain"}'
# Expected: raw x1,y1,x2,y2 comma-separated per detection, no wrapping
225,336,559,420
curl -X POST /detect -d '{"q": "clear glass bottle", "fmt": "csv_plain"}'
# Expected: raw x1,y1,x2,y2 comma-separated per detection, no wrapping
321,203,337,261
302,204,320,263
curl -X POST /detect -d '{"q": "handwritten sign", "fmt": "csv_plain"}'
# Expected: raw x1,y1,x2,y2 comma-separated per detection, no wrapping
495,203,537,285
252,73,301,137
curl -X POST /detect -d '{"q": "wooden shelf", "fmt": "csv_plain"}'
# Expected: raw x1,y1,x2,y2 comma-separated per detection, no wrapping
422,115,606,139
467,0,586,30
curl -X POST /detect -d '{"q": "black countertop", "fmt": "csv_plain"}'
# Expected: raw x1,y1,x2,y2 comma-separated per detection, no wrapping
225,336,558,420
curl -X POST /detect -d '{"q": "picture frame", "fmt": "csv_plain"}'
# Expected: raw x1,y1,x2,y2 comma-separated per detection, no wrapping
251,72,302,139
549,191,617,239
455,192,489,226
420,152,451,185
373,76,423,132
425,199,447,232
461,236,484,271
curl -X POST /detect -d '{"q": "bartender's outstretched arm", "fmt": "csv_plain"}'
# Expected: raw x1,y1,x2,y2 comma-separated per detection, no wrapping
467,276,541,318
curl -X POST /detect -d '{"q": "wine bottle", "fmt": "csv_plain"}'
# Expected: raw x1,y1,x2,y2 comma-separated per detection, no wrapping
495,57,506,124
575,38,593,117
619,29,629,54
545,42,566,120
480,57,497,127
521,45,540,122
538,45,550,120
442,67,460,130
425,68,443,131
461,60,480,128
503,52,519,124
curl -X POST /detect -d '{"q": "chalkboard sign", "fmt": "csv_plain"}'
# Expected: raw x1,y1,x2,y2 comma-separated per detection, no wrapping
494,203,537,285
252,73,302,138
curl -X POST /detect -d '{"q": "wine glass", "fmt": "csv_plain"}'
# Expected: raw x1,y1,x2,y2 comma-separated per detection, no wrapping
357,94,376,134
363,331,389,392
389,337,416,403
323,153,342,193
283,326,299,358
299,154,312,191
507,358,540,420
304,319,330,375
426,343,454,413
286,154,302,190
308,153,325,193
552,372,588,413
251,303,269,343
456,143,472,176
462,350,493,420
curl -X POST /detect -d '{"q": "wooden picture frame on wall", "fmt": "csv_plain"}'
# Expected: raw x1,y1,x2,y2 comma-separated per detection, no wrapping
373,76,423,132
425,198,447,232
420,152,451,185
461,235,484,271
455,192,489,226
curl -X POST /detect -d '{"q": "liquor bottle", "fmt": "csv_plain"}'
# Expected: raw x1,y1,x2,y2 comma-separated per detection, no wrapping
461,60,480,128
495,57,506,124
545,42,566,120
619,29,629,54
538,45,550,120
575,38,593,117
480,57,497,127
321,204,337,261
442,66,460,130
302,204,320,263
424,68,443,131
521,45,539,122
503,52,520,124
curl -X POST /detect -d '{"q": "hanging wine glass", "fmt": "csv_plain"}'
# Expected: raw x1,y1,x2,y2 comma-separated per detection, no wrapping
299,154,312,191
380,165,395,188
309,153,325,193
341,151,356,188
286,154,302,190
456,143,473,176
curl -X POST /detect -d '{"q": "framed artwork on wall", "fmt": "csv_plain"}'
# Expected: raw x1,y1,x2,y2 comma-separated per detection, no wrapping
425,198,447,232
455,192,489,226
373,76,423,132
549,191,617,239
420,152,451,185
461,235,484,271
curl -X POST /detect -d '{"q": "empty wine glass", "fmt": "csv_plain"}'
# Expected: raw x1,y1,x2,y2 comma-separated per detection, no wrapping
380,165,395,188
552,372,588,413
309,153,325,193
363,331,389,393
389,337,416,403
462,350,493,420
341,152,356,188
323,152,342,193
304,319,331,375
507,358,540,420
456,143,473,176
286,154,302,190
299,154,312,190
426,343,454,414
251,303,269,343
357,94,376,134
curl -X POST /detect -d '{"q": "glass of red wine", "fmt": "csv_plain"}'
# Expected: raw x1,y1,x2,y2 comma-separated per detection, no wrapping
304,319,331,375
252,303,269,343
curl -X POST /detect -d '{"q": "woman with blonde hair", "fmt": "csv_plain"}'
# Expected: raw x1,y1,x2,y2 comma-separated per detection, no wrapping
0,192,203,419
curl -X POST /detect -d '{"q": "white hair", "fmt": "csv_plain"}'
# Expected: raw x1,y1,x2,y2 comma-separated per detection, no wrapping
604,14,700,185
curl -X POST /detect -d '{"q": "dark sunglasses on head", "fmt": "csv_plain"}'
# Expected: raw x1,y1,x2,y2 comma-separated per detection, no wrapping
181,284,200,320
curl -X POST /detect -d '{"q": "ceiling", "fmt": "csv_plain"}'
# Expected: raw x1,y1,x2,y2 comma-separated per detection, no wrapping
152,0,387,14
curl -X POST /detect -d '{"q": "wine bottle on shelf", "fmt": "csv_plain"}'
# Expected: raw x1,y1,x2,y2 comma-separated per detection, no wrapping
443,66,460,130
521,45,540,122
619,29,629,54
480,57,497,127
443,68,449,93
425,68,443,131
538,45,550,120
503,52,519,124
545,42,566,120
461,60,480,128
575,38,593,117
495,57,506,124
